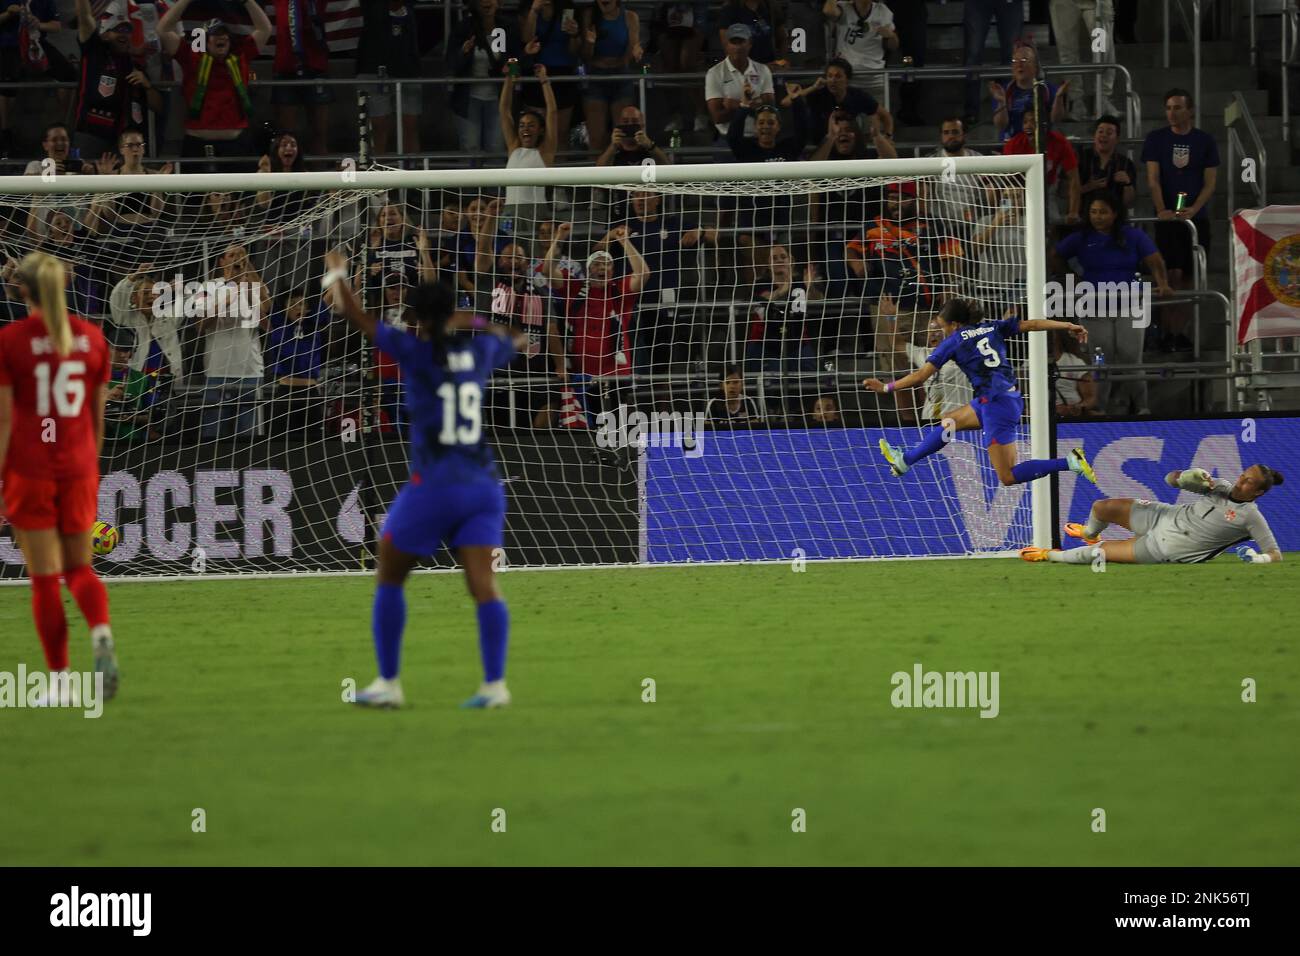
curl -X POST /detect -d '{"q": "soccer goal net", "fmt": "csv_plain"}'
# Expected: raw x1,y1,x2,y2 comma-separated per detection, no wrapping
0,155,1050,578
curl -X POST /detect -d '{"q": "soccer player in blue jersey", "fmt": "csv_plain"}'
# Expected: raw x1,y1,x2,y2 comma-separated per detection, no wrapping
321,250,528,710
863,298,1099,487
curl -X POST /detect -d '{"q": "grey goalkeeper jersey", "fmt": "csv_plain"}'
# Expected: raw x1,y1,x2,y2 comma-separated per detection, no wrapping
1159,479,1278,563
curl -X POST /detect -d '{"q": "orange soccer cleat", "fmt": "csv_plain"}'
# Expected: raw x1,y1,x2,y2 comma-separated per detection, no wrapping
1019,546,1057,562
1064,522,1101,545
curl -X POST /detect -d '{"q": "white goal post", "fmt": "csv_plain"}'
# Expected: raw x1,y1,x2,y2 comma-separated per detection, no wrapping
0,153,1052,578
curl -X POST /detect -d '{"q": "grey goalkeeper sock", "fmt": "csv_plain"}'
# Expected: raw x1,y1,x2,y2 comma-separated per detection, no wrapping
1049,546,1097,564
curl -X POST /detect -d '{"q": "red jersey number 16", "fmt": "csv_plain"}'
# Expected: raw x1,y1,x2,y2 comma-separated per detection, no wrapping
34,360,88,417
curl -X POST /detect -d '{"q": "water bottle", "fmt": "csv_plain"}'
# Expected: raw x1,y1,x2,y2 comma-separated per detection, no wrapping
378,64,390,97
1092,346,1106,382
669,130,682,151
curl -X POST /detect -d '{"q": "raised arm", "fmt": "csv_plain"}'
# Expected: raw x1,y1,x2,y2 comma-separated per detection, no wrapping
323,249,377,340
246,0,273,48
537,65,558,163
75,0,95,42
499,70,521,153
156,0,193,57
618,229,649,293
1019,319,1088,342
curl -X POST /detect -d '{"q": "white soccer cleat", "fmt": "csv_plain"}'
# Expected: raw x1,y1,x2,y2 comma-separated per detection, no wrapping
93,634,119,701
461,680,511,710
353,676,405,709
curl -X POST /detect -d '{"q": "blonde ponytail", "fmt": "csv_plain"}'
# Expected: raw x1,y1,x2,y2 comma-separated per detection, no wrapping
19,252,71,357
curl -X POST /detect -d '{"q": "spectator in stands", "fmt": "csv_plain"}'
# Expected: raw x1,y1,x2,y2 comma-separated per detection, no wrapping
265,288,328,387
962,0,1023,128
809,107,895,162
268,0,334,156
921,116,986,236
971,187,1028,319
1003,110,1081,227
358,0,423,154
705,23,774,138
529,217,583,289
1054,191,1173,414
1141,88,1219,352
87,129,172,236
108,263,185,383
904,317,972,422
499,63,558,239
654,2,708,135
719,0,787,66
1050,0,1119,120
1078,114,1136,209
596,104,670,167
158,0,271,167
71,0,162,159
990,42,1066,143
543,221,647,416
520,0,582,151
621,189,715,373
1,1,72,156
254,131,307,202
803,58,893,140
726,87,813,163
746,244,821,415
705,365,763,426
822,0,897,104
450,0,518,155
103,329,159,442
807,394,841,426
579,0,642,154
363,202,435,303
199,244,270,440
23,123,91,176
471,200,565,426
28,205,104,317
1050,328,1098,418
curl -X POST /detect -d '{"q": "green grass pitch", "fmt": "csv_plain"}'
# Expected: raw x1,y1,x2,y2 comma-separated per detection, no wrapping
2,558,1297,866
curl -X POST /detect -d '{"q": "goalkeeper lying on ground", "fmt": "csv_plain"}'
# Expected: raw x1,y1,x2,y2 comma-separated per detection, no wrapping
1021,464,1284,565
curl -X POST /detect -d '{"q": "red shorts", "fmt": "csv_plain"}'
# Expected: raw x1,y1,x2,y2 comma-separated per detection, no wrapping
0,471,98,534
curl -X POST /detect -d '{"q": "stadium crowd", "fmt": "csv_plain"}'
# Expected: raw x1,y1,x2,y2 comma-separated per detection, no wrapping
0,1,1209,438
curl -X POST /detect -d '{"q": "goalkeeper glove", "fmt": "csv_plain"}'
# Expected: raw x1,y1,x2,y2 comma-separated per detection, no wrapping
1236,546,1273,564
1167,467,1212,492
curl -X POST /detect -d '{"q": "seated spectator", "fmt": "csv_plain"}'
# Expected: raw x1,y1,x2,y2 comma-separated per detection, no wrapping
990,43,1066,143
705,364,763,426
654,2,708,134
719,0,786,66
620,189,715,374
962,0,1022,127
499,64,559,239
542,222,647,417
358,0,423,154
158,0,271,168
103,328,159,442
1003,110,1081,226
1079,115,1136,209
520,0,582,152
71,0,162,159
580,0,642,154
822,0,896,104
746,244,821,415
807,393,841,427
265,289,328,387
1053,191,1172,415
705,23,774,138
903,316,972,422
1050,328,1099,418
108,263,186,382
269,0,334,156
450,0,518,155
802,58,893,141
596,105,670,167
199,245,270,440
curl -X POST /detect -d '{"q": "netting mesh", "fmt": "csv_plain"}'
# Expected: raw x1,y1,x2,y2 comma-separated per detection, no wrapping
0,164,1040,576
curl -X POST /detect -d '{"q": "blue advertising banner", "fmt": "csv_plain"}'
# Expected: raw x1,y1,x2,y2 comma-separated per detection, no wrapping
644,418,1300,563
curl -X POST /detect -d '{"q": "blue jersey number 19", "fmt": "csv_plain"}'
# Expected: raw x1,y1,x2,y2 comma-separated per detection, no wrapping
437,381,483,445
977,338,1001,368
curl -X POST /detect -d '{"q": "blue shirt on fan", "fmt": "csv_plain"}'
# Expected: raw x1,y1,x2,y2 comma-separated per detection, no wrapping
373,324,516,484
1055,225,1157,284
926,315,1021,402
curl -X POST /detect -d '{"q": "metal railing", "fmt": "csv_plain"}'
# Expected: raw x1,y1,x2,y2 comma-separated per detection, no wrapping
1225,90,1269,213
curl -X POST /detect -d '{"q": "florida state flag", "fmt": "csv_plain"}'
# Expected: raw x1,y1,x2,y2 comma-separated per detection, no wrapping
1233,205,1300,344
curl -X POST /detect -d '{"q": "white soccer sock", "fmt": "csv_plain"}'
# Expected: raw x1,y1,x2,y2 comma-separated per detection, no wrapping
91,624,113,645
1049,547,1096,564
1083,507,1109,538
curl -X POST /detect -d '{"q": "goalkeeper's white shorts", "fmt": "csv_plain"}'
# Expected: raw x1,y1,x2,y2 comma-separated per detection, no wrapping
1129,500,1179,564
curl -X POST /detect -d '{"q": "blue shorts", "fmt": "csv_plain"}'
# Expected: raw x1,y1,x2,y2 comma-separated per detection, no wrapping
382,475,506,556
973,390,1023,447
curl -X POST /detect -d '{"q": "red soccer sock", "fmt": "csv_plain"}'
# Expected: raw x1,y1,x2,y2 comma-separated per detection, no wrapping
64,563,110,632
30,573,68,671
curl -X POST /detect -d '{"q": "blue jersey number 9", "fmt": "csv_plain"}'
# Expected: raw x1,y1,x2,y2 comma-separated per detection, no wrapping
436,382,483,445
977,337,1002,368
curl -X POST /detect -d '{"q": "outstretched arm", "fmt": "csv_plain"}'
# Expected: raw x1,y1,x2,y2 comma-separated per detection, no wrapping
322,249,376,341
863,363,939,394
1019,319,1088,342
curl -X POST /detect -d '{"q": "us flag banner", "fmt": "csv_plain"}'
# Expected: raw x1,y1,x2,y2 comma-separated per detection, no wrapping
1232,205,1300,344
